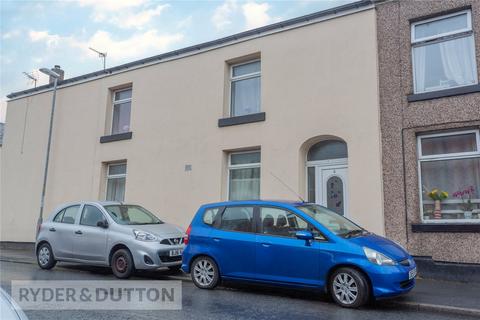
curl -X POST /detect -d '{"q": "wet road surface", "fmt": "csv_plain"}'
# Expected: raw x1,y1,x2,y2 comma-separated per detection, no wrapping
0,260,474,320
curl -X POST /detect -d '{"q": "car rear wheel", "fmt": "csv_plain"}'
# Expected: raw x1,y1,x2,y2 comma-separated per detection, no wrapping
329,267,370,308
191,256,219,289
111,249,134,279
37,243,57,269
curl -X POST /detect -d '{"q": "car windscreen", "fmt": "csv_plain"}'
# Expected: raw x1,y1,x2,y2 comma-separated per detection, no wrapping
296,204,366,238
103,205,163,225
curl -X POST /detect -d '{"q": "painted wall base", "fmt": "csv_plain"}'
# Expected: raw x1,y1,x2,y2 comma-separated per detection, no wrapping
414,256,480,283
0,241,35,251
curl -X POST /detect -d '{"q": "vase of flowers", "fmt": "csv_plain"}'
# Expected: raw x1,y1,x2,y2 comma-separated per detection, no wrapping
427,189,448,219
453,186,475,220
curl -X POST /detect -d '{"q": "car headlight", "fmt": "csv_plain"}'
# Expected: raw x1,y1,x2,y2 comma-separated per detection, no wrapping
363,247,397,266
133,230,158,241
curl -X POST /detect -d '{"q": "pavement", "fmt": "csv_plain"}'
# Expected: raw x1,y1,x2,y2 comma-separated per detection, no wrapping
1,248,480,319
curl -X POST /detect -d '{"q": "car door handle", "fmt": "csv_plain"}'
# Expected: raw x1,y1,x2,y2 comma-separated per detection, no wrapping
212,238,221,242
261,243,272,247
49,227,56,232
75,230,83,235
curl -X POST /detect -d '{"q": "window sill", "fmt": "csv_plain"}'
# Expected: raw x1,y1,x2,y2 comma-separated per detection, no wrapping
100,132,132,143
407,84,480,102
218,112,266,127
411,223,480,233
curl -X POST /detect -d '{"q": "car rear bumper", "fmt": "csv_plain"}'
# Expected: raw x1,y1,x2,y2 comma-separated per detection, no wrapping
129,241,184,270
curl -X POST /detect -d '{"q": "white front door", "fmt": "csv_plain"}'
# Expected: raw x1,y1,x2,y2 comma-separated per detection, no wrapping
315,166,348,216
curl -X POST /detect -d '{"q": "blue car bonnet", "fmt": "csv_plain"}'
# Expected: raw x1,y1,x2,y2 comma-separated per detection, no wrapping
349,234,409,261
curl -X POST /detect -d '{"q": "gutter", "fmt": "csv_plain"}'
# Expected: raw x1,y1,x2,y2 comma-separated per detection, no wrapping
6,0,374,101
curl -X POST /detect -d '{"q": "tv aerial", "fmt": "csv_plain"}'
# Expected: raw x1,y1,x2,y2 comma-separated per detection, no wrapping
89,47,107,70
22,71,38,88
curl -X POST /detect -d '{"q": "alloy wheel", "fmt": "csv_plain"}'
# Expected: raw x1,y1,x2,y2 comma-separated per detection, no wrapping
38,247,50,266
115,255,128,273
333,272,358,305
193,259,215,286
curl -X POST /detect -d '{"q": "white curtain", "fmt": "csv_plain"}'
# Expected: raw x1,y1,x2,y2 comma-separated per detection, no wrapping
439,36,476,87
414,46,427,92
229,168,260,200
421,157,480,219
232,77,261,116
107,177,126,201
414,36,476,92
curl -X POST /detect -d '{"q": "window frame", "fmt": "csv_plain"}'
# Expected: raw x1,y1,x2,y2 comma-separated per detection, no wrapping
257,205,327,241
229,59,261,117
417,129,480,160
53,209,65,223
202,206,225,227
216,205,256,234
53,205,81,224
411,10,472,43
417,129,480,224
410,10,478,94
227,150,261,201
111,87,132,135
105,162,127,201
79,204,107,227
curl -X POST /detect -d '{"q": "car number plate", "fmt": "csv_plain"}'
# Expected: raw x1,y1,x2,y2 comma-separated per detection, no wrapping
409,267,417,280
169,249,183,257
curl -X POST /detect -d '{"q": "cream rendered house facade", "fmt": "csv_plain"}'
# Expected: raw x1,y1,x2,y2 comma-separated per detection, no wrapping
1,2,384,243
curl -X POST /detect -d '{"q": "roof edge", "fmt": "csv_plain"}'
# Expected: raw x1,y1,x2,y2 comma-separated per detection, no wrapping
7,0,373,100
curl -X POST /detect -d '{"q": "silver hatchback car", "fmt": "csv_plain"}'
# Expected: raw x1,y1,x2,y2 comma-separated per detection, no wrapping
36,201,185,278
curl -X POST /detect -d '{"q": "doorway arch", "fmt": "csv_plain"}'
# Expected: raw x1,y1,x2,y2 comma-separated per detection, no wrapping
306,139,348,216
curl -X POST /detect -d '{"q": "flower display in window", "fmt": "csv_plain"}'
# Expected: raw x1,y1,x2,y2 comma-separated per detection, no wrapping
427,189,448,201
427,189,448,220
453,186,475,218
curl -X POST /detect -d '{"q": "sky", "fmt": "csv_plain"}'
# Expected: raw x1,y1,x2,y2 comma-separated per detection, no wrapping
0,0,354,123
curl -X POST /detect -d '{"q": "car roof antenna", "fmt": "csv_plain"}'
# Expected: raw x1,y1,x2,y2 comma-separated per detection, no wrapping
267,170,306,203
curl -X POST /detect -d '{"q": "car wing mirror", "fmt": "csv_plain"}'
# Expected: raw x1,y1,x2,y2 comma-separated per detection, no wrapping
97,220,109,228
295,230,313,246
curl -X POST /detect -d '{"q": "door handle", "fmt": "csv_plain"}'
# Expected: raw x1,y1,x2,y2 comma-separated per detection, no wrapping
212,238,221,242
49,227,56,232
75,230,83,235
261,243,271,247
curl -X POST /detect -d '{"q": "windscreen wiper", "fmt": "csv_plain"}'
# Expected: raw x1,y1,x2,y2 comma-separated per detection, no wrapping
342,229,367,238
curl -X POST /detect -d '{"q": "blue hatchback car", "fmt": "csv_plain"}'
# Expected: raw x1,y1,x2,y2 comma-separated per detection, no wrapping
182,200,416,308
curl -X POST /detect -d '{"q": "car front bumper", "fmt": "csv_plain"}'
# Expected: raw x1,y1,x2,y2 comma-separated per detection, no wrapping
128,241,185,270
368,261,417,298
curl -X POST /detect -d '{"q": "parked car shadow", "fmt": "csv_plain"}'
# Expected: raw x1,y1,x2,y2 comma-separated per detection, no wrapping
57,263,184,278
216,280,407,311
56,263,404,311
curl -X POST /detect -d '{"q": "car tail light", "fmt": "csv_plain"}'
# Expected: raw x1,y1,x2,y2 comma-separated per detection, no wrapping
184,225,191,245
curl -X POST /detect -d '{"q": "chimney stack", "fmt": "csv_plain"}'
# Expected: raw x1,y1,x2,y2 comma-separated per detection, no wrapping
49,65,64,84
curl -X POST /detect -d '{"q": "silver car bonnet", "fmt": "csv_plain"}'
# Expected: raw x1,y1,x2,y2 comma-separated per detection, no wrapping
129,223,184,238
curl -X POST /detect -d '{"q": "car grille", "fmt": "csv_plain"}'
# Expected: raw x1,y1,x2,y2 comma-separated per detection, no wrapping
399,259,410,266
158,254,182,263
160,237,184,245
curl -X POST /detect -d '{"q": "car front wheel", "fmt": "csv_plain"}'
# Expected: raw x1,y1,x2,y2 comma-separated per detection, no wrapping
329,267,370,308
191,256,220,289
111,249,134,279
37,243,57,269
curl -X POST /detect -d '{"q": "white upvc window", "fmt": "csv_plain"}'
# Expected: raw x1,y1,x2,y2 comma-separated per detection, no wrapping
230,60,261,117
411,10,478,94
111,88,132,134
417,129,480,223
228,150,261,200
106,162,127,202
